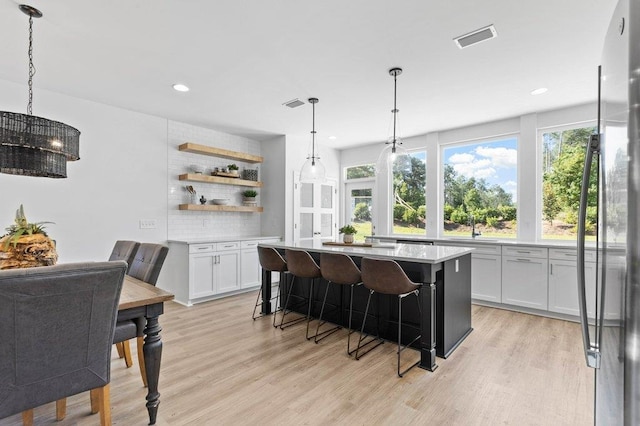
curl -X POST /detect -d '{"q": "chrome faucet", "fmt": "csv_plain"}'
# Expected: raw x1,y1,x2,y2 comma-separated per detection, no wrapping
470,214,482,238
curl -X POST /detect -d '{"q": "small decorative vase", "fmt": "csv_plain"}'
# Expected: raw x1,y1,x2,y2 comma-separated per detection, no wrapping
243,196,257,206
0,234,58,269
343,234,354,244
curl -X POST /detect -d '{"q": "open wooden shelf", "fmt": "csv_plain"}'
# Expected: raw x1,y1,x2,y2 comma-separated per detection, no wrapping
179,173,262,187
179,204,263,213
179,142,263,163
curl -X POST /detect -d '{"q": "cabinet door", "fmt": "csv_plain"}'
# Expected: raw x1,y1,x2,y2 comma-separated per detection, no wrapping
502,256,549,310
190,253,215,298
241,248,260,288
216,250,241,294
548,260,597,316
471,254,502,302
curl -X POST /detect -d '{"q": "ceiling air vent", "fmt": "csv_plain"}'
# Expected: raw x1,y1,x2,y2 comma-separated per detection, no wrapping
454,24,497,49
283,98,305,108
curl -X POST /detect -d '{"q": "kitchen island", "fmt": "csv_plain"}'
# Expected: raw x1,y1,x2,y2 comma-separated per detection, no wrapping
258,240,474,371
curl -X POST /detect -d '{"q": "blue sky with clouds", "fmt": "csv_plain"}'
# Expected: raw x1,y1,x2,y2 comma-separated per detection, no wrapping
443,137,518,201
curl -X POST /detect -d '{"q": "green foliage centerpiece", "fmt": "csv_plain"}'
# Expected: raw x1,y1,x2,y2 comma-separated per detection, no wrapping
0,205,57,269
338,224,357,244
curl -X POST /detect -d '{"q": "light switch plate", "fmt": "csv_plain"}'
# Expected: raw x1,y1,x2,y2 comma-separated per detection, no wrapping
139,219,157,229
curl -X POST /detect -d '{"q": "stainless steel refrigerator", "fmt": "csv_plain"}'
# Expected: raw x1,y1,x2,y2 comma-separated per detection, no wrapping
577,0,640,423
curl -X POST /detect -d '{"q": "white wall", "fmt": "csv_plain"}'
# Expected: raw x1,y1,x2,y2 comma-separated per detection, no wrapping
260,135,287,239
339,102,597,241
0,79,168,262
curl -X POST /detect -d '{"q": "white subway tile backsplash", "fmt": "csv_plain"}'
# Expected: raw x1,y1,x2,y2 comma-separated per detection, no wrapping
168,120,261,240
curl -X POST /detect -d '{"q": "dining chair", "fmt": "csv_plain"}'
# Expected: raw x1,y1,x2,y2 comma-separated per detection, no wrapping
0,261,126,426
109,240,140,272
359,257,422,377
109,240,140,363
114,243,169,387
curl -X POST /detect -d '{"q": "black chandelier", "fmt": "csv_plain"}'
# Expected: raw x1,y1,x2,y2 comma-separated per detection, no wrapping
0,4,80,178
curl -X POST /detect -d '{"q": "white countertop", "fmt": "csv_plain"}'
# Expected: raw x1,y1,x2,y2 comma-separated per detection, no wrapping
372,235,601,249
168,235,280,244
259,240,474,264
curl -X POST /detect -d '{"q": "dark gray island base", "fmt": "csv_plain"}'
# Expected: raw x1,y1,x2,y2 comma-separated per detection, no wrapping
258,241,473,371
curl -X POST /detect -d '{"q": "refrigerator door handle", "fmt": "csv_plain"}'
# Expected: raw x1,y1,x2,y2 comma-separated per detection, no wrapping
577,133,601,369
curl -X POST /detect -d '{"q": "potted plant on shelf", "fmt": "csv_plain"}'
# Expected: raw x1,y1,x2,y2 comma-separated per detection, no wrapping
242,189,258,206
0,205,58,270
228,163,239,176
338,224,357,244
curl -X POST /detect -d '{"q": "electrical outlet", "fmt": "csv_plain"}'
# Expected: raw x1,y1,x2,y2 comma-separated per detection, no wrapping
139,219,157,229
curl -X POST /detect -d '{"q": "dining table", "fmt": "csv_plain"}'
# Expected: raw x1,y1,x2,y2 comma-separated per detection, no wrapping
118,275,174,425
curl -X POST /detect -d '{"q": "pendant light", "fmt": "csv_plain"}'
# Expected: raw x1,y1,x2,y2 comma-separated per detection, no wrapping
0,4,80,178
299,97,326,183
376,67,409,174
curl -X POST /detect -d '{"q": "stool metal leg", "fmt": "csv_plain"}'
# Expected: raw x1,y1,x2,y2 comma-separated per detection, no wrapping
252,285,264,320
354,289,384,360
305,278,316,340
279,276,308,329
347,282,363,356
314,280,342,343
397,290,421,377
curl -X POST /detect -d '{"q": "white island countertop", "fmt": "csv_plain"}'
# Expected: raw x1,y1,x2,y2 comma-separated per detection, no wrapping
259,240,474,264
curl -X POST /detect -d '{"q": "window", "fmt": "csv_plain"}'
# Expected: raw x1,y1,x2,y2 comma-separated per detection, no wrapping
540,124,597,240
345,164,375,179
392,151,426,235
443,137,518,238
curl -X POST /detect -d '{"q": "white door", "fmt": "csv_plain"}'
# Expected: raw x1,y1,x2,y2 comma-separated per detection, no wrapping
293,176,337,243
345,181,374,243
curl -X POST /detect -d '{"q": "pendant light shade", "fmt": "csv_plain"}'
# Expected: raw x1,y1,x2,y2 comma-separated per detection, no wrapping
0,5,80,179
376,67,409,174
299,97,326,183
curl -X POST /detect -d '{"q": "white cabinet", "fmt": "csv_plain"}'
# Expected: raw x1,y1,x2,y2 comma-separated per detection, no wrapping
240,238,280,289
437,242,501,302
548,248,597,316
189,242,240,298
501,246,548,310
471,245,502,303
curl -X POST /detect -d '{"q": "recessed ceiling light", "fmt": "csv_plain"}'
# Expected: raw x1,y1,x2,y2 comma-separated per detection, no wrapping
530,87,548,95
328,136,337,140
173,83,190,92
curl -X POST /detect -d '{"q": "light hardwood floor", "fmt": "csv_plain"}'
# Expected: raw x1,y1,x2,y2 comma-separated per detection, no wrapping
1,292,594,425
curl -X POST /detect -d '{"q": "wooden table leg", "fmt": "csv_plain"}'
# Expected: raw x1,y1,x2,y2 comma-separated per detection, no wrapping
143,306,164,425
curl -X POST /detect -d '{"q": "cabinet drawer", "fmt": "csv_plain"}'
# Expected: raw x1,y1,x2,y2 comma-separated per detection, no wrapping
471,244,501,256
502,246,547,259
241,240,260,249
216,241,240,251
549,248,596,262
189,243,215,253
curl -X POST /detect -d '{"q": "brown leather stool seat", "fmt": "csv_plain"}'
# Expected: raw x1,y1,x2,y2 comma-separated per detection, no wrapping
359,257,422,377
281,249,322,339
253,246,289,324
317,253,362,353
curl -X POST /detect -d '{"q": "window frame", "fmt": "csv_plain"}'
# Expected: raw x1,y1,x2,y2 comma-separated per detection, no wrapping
536,121,597,241
439,134,520,239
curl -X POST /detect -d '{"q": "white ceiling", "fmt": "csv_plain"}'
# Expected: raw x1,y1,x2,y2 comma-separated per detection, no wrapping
0,0,618,150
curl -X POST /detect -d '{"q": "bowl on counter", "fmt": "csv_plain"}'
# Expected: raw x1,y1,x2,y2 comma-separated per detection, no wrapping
211,199,230,205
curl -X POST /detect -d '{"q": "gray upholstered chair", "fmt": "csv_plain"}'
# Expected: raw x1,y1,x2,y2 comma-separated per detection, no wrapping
108,240,140,272
114,243,168,387
109,241,140,365
359,257,422,377
0,261,127,426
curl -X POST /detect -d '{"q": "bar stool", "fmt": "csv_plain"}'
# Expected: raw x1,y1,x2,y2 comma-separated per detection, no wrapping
252,246,288,323
359,257,422,378
317,252,362,353
282,249,321,339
